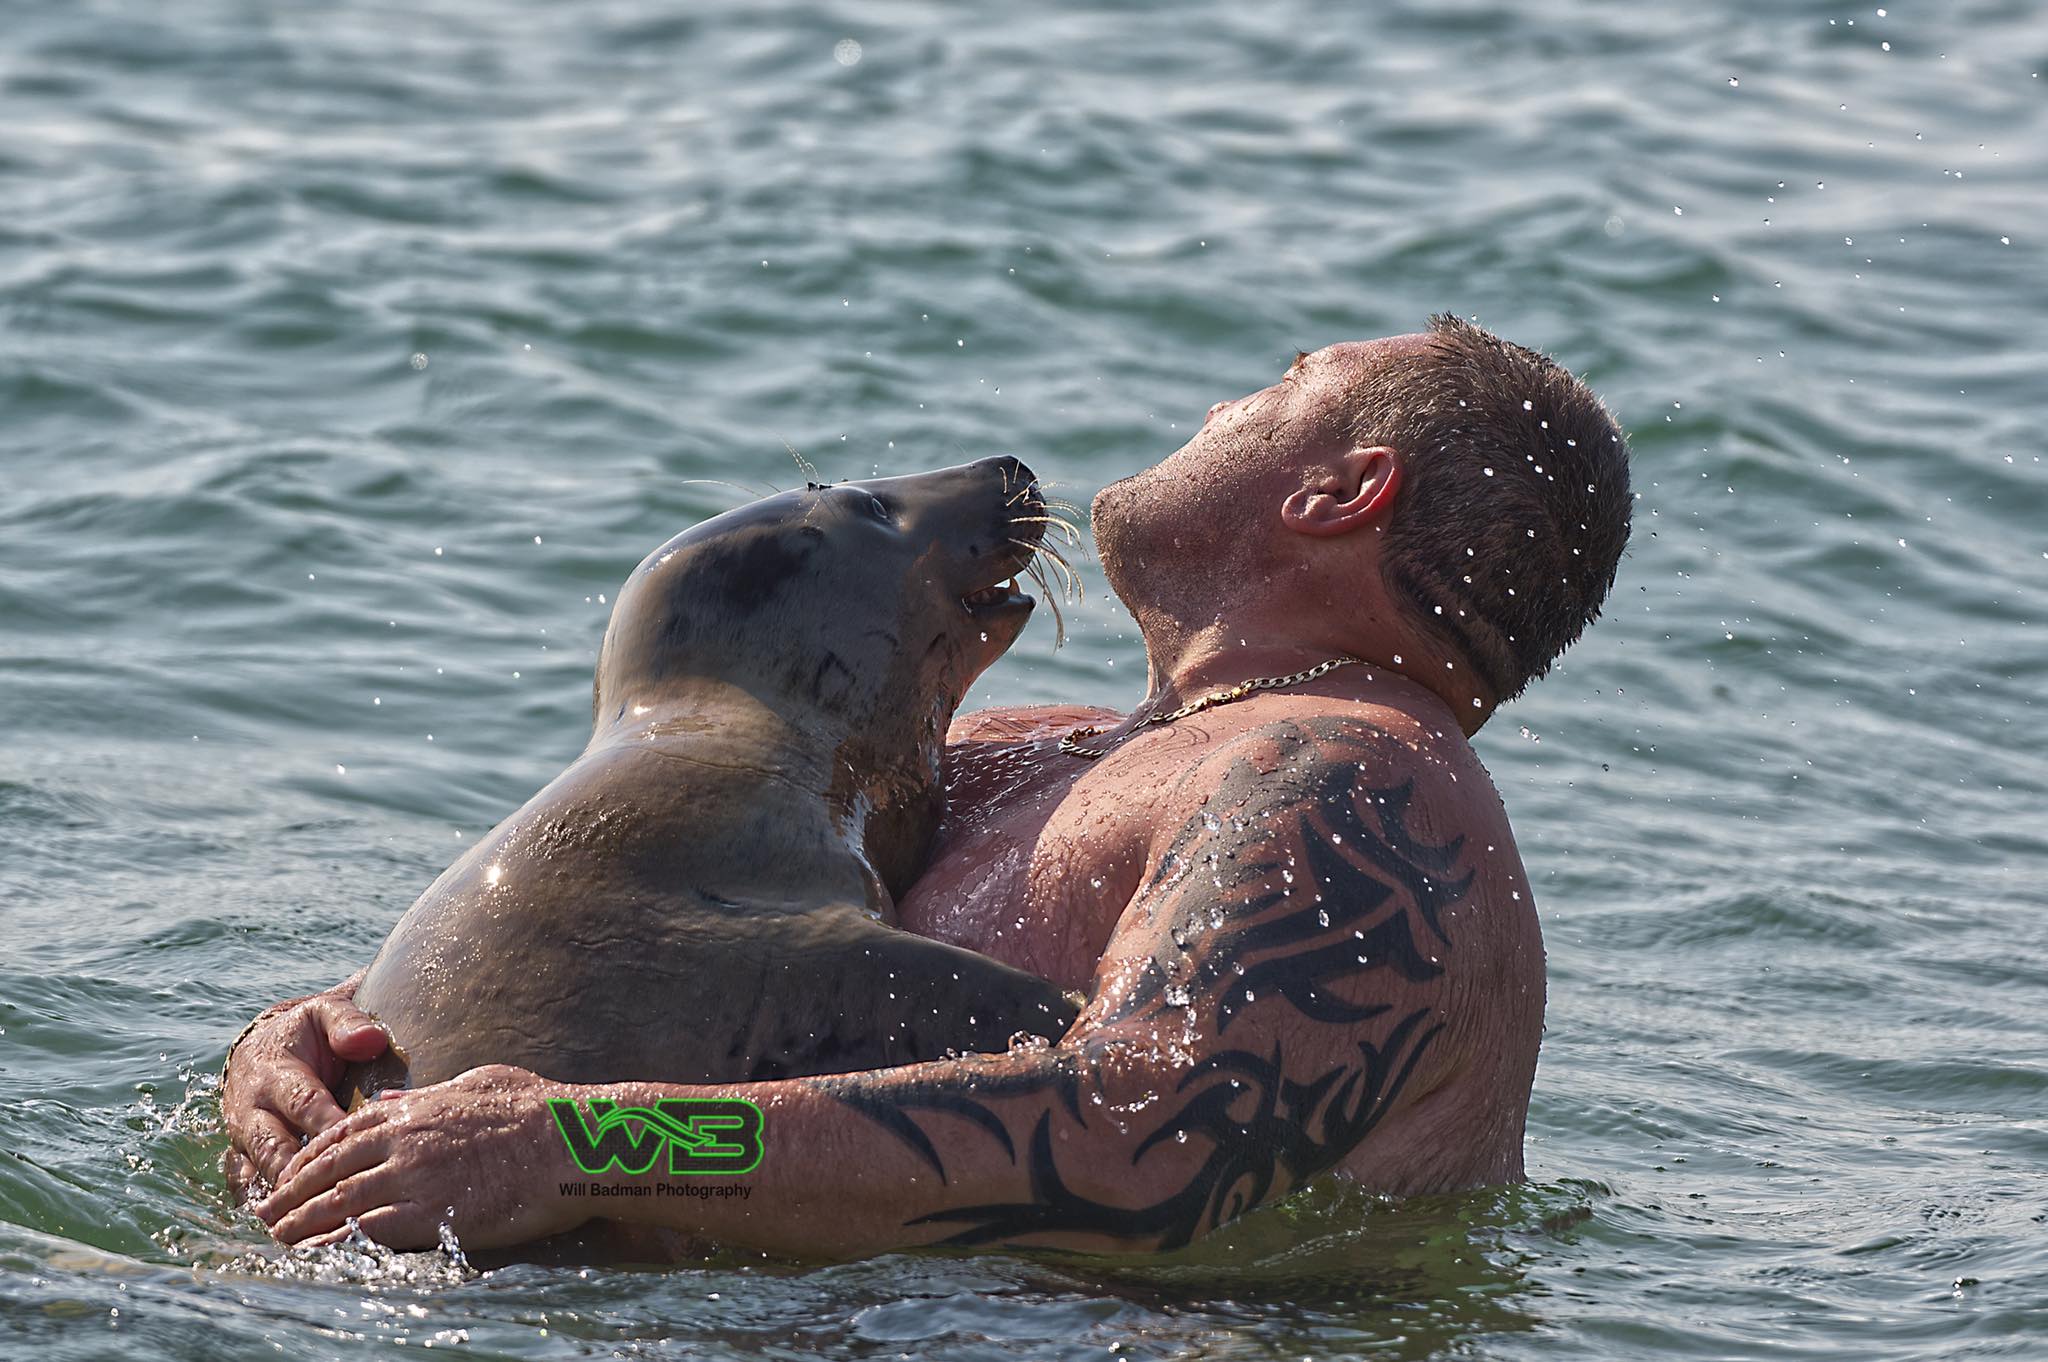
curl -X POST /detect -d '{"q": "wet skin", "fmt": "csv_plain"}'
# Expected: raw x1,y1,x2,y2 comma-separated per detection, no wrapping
232,340,1550,1257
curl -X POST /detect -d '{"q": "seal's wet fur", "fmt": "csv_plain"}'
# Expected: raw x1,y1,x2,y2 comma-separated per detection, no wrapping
343,458,1076,1105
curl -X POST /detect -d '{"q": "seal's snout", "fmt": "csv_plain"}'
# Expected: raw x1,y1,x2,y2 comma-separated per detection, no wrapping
967,452,1081,648
986,453,1039,504
921,456,1037,649
988,455,1046,560
961,455,1041,549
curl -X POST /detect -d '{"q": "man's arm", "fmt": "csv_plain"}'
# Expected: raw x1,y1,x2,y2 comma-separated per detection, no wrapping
258,717,1475,1255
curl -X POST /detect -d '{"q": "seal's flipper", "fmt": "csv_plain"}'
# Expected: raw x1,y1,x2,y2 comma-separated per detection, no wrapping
729,908,1080,1081
339,1048,411,1110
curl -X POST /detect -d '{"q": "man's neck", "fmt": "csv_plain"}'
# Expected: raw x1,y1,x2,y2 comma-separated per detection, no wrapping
1133,614,1487,739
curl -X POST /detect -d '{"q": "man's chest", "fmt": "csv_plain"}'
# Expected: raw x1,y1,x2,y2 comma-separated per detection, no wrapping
892,740,1165,994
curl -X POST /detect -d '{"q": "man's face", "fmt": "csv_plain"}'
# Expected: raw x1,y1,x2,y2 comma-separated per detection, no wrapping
1092,337,1415,608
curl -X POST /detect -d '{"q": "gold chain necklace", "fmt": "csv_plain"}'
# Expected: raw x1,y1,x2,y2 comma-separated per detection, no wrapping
1056,655,1364,760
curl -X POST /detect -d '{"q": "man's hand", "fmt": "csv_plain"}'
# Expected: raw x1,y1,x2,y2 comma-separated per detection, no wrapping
222,974,388,1198
253,1064,587,1251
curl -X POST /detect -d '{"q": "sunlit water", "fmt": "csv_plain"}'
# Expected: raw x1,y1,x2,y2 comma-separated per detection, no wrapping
3,1,2045,1357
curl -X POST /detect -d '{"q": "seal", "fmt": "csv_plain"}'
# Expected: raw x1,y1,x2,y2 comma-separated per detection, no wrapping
342,456,1078,1101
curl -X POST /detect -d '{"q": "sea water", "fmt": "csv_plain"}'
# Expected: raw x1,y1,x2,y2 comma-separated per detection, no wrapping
2,2,2044,1357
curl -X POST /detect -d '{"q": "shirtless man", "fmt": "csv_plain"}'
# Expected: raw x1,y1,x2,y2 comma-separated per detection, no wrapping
228,315,1631,1256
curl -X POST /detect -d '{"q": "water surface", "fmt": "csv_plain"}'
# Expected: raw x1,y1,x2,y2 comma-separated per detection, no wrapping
3,1,2045,1357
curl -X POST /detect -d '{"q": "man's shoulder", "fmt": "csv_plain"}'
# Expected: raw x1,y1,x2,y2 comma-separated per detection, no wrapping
1160,697,1482,825
1114,699,1522,920
948,704,1121,745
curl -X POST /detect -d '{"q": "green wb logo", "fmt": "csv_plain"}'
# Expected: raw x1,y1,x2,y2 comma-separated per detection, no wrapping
547,1098,763,1176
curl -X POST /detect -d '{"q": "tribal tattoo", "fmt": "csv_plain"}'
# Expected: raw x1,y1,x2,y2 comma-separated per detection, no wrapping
819,717,1477,1250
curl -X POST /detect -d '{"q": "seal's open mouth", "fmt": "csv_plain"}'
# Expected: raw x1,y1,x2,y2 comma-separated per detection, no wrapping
961,576,1032,619
949,458,1076,647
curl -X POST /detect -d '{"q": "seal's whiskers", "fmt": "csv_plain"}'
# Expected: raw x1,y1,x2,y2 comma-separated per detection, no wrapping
1029,537,1080,596
1023,554,1067,648
780,440,820,483
675,477,778,504
1007,513,1082,548
1007,536,1080,648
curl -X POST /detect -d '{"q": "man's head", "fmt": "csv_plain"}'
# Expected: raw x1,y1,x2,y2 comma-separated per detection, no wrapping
1092,315,1630,724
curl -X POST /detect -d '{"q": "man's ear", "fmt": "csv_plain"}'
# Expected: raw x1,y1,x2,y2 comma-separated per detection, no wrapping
1279,446,1402,538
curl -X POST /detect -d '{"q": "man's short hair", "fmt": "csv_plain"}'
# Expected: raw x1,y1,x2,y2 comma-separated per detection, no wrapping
1353,314,1632,703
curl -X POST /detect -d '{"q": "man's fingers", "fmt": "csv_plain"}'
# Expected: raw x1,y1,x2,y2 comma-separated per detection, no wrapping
297,1201,433,1252
259,1109,378,1218
223,1148,260,1203
349,1202,437,1251
256,1125,389,1226
275,1074,348,1140
242,1109,304,1186
267,1165,402,1244
308,997,389,1064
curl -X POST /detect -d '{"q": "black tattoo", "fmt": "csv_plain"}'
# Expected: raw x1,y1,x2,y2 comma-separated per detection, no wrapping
912,1012,1440,1248
1107,727,1469,1036
824,1061,1086,1185
825,718,1475,1248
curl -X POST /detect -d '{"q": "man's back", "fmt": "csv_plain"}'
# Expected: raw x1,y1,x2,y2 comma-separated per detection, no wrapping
899,675,1544,1196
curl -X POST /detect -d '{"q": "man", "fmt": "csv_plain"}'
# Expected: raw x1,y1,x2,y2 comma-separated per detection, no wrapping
228,315,1631,1256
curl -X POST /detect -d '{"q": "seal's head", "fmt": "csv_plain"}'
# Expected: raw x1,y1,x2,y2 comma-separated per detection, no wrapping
592,456,1049,885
